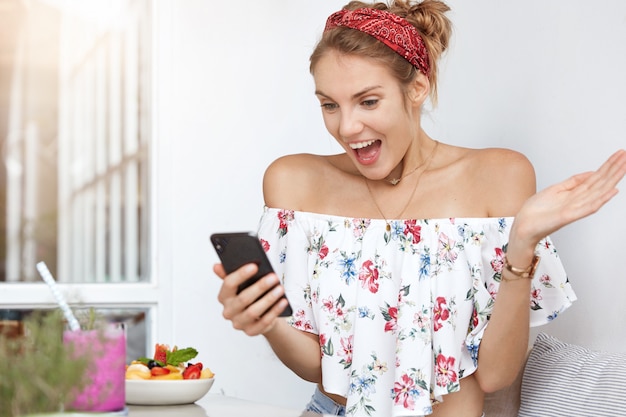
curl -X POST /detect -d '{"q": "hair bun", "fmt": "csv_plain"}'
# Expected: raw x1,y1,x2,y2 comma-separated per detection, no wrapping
406,0,452,56
397,0,452,104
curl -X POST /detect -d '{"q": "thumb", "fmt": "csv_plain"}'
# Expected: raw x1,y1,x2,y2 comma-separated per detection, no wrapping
213,263,227,279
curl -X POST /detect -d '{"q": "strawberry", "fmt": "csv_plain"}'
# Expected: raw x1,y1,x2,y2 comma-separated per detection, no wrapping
182,362,203,380
150,366,171,377
153,343,168,365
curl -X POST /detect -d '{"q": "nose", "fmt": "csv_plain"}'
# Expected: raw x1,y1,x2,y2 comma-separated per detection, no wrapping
338,109,364,139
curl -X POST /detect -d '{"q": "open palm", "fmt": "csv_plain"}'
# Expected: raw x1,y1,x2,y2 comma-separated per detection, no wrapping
515,149,626,245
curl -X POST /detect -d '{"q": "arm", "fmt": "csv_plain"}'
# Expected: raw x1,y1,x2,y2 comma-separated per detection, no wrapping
213,262,322,382
473,150,536,392
213,154,326,382
262,318,321,383
475,149,626,393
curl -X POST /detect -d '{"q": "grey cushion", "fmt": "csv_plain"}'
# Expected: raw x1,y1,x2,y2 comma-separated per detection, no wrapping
519,333,626,417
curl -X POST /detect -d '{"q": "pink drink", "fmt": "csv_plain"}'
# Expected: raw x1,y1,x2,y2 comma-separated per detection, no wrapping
63,324,126,411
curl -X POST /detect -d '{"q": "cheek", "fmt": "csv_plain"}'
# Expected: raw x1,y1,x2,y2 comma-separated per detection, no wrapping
385,109,416,137
321,113,339,137
369,112,401,137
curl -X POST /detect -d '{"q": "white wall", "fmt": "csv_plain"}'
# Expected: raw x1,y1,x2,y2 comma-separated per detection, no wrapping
157,0,626,410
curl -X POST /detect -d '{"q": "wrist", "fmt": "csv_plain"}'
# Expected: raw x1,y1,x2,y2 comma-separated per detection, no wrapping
505,220,542,282
510,210,556,250
509,221,540,250
261,316,287,338
502,253,541,282
506,221,542,268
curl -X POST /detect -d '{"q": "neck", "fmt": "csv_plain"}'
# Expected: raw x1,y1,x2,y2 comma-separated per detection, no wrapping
385,139,438,186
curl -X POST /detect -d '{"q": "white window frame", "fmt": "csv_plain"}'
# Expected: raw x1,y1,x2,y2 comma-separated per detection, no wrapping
0,0,175,348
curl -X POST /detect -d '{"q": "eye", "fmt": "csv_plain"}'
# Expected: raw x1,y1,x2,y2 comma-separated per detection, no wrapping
321,103,339,112
361,99,379,108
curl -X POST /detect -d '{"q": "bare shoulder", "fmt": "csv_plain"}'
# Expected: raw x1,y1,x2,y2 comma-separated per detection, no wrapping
471,147,535,181
263,153,338,209
468,147,536,216
264,153,316,179
431,145,536,217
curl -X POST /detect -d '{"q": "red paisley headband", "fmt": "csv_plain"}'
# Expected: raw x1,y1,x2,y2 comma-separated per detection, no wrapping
324,8,430,76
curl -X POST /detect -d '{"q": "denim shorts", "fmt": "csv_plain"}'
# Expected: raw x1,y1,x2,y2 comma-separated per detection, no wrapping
304,386,346,416
303,386,485,417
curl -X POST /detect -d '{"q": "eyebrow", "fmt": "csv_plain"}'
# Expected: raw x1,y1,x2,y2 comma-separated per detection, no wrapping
315,85,383,100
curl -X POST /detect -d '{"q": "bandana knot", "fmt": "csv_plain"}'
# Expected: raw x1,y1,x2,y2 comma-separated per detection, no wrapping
325,8,430,76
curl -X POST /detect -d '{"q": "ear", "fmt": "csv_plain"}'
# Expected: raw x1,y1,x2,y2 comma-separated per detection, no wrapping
408,73,430,107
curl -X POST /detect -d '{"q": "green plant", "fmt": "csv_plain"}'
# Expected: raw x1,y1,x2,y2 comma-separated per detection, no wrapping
74,307,104,331
0,311,90,417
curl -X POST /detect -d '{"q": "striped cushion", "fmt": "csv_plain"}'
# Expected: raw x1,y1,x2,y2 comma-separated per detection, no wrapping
519,333,626,417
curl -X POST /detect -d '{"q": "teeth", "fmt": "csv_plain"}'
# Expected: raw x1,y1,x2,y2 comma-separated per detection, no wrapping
349,140,376,149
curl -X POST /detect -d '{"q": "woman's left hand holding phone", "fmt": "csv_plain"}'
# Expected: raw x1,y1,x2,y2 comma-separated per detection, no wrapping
214,262,289,336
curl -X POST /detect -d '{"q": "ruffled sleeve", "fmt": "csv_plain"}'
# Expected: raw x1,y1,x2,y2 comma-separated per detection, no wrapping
462,219,577,369
257,206,319,334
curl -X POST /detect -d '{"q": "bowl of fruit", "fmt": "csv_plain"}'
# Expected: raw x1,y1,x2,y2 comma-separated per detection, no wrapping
125,343,215,406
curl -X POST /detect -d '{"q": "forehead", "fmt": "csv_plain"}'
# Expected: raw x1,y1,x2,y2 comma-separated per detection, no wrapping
313,50,399,97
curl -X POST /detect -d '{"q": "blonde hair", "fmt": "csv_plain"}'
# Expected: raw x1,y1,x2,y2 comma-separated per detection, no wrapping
310,0,452,105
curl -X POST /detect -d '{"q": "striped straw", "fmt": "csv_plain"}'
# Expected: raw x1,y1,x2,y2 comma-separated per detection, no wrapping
36,261,81,331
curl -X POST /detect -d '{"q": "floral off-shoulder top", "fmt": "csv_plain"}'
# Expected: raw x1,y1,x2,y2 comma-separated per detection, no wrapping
257,206,577,417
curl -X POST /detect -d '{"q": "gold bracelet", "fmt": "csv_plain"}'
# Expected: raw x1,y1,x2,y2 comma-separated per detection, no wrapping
502,254,541,281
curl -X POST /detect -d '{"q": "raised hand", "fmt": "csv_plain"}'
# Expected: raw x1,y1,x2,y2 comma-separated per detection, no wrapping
513,149,626,247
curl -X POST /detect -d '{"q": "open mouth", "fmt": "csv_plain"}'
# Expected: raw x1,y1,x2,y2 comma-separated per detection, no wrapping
349,139,381,163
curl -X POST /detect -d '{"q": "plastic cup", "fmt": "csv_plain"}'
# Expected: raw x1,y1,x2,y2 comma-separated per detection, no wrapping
63,324,126,412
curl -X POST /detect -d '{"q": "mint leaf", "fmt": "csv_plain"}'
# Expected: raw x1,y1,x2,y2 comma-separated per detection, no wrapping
166,347,198,366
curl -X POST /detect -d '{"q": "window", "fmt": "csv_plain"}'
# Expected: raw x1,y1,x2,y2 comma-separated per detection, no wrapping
0,0,167,361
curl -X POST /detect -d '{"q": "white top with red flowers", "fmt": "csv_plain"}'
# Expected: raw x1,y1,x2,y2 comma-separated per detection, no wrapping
257,207,577,417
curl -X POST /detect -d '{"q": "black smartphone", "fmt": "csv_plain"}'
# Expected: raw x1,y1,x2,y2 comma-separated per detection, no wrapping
210,232,293,317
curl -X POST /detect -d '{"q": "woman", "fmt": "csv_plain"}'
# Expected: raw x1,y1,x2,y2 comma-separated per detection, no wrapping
214,1,626,416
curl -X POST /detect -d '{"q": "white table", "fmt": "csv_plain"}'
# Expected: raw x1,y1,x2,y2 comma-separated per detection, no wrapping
128,394,323,417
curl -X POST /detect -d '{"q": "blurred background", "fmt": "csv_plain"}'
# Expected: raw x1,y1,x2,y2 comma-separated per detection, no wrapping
0,0,151,361
0,0,625,410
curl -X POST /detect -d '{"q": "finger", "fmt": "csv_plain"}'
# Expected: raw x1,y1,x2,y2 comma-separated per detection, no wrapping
242,295,290,337
606,148,626,169
603,149,626,186
560,178,621,224
558,172,592,191
216,263,258,306
222,269,280,322
244,284,286,322
588,188,619,213
583,150,626,192
213,263,226,279
223,263,259,292
230,284,284,333
234,273,281,314
256,298,291,335
560,151,626,205
565,186,618,218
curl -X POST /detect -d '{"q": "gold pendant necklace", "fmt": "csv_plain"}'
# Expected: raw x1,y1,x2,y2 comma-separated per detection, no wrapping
365,141,439,231
387,140,439,186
